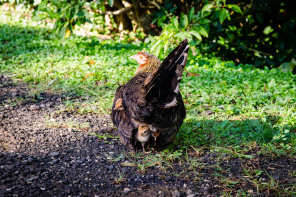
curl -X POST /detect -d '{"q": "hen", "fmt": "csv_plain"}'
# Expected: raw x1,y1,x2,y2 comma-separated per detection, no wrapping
111,39,189,152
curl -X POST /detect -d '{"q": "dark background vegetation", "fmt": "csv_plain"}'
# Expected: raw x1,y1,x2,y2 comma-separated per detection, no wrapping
0,1,295,196
2,0,295,71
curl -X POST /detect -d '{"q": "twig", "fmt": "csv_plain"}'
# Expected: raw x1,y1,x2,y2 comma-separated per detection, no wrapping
88,6,133,15
78,85,101,97
227,40,272,56
147,0,161,10
7,74,18,77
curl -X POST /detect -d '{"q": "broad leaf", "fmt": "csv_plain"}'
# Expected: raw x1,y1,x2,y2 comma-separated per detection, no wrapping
153,42,163,57
37,1,48,11
107,0,114,7
170,6,178,13
218,9,227,24
198,18,211,24
263,26,274,35
50,0,62,8
175,32,192,40
164,40,170,55
227,4,242,14
279,62,295,73
188,7,195,23
32,13,48,21
201,4,214,16
150,40,162,55
197,26,208,38
180,13,188,29
189,31,202,40
171,17,179,29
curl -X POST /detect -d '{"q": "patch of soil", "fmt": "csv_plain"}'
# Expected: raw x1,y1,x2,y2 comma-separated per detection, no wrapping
0,74,295,197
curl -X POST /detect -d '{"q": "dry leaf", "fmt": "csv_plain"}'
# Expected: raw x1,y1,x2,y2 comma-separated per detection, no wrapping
186,72,199,77
121,161,137,167
88,60,95,65
65,28,71,39
81,73,96,81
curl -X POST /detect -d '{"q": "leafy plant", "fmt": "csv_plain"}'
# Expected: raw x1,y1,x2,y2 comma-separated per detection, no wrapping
33,0,91,39
151,0,178,28
149,0,242,58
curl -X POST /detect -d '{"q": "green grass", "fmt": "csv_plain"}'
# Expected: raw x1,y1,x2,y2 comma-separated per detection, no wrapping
1,7,295,157
1,7,295,196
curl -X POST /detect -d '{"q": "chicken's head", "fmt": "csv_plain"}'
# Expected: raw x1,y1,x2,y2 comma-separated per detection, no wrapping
130,51,161,74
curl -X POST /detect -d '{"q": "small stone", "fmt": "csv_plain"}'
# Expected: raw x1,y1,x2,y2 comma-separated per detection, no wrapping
172,190,180,197
28,156,33,162
30,105,40,111
4,104,11,109
165,176,171,182
247,189,253,194
107,165,114,170
77,159,84,164
52,159,58,164
123,188,130,193
187,194,196,197
50,152,59,156
186,189,193,195
11,92,18,97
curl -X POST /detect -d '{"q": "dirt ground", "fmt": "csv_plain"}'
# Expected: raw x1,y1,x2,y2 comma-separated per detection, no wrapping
0,74,295,197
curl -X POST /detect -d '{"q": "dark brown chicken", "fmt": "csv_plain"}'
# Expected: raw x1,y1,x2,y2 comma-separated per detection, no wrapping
111,39,189,152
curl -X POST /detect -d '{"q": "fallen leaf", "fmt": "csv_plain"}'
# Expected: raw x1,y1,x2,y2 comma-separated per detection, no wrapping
186,72,200,77
84,72,95,78
121,161,136,167
65,28,71,39
81,73,96,81
89,60,95,65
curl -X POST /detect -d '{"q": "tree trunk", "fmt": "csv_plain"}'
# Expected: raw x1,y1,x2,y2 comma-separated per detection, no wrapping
130,0,159,35
112,0,133,32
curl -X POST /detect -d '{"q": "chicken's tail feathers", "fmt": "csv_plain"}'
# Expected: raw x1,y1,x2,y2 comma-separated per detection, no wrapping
144,39,190,107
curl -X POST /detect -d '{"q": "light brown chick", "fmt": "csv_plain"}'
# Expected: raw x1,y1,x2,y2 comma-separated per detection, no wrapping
113,98,123,110
136,126,151,154
152,131,160,142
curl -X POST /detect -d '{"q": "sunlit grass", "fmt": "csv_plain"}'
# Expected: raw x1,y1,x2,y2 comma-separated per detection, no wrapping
0,8,295,159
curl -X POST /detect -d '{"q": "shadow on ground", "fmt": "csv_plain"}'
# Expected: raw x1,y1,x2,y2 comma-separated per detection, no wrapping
1,77,295,196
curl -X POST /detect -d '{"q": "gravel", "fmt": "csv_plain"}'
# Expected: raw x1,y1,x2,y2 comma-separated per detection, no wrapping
1,74,295,197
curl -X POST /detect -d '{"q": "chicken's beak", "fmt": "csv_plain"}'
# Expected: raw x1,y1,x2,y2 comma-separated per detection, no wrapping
129,55,138,60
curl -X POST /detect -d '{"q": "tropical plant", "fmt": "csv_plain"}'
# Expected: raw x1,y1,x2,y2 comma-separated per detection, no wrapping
33,0,91,39
149,0,242,59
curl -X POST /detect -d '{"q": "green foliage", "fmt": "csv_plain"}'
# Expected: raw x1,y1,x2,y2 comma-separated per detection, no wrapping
33,0,90,39
2,0,295,69
151,0,178,28
1,6,295,196
209,0,296,69
0,10,295,158
149,0,241,59
107,0,113,7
